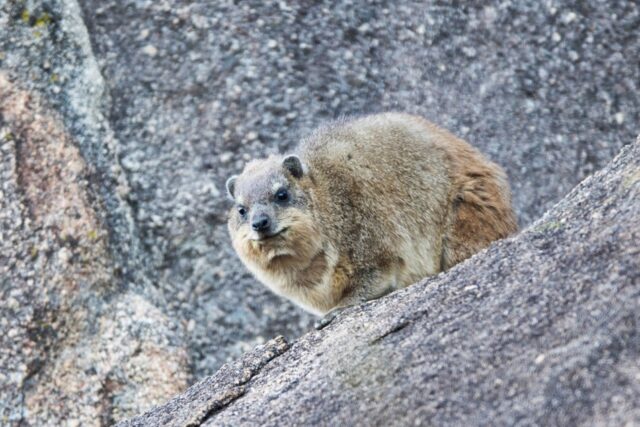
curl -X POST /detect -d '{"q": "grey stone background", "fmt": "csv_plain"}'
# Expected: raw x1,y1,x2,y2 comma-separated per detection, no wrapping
77,0,639,376
0,0,638,424
122,137,640,427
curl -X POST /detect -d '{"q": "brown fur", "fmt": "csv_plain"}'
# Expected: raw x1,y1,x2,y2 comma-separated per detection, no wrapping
227,113,518,315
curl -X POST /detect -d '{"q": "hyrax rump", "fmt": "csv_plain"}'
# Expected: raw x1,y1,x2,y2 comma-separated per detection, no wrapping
226,113,517,317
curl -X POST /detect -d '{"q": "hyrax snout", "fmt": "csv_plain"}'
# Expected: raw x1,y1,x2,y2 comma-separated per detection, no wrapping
226,112,518,317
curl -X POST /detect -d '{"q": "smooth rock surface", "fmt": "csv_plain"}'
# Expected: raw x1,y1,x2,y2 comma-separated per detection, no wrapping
122,137,639,426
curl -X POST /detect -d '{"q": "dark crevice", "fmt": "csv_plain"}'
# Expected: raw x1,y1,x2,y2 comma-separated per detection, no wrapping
188,386,247,427
369,320,412,345
196,337,290,425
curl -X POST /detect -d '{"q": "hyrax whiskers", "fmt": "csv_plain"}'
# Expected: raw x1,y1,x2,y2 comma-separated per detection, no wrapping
226,113,517,326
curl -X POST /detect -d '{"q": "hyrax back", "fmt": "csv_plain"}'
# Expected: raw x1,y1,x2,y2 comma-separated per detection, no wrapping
226,113,517,315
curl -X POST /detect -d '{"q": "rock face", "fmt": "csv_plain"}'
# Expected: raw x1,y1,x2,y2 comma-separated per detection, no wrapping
75,0,640,378
122,138,639,426
1,0,639,424
0,1,188,424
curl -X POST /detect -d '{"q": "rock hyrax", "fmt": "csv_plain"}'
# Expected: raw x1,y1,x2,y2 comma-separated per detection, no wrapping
226,113,517,320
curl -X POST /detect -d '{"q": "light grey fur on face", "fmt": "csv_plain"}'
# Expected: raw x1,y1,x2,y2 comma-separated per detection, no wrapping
233,158,287,205
227,155,306,241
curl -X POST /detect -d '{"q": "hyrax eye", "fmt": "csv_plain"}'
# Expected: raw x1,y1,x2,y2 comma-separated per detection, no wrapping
275,188,289,202
237,206,247,217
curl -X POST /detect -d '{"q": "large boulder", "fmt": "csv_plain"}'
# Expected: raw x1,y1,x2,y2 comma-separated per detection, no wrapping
75,0,640,377
1,0,639,424
122,137,639,426
0,1,188,424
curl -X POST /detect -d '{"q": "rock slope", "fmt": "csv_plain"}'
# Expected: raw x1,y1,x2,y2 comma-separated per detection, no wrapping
76,0,640,377
122,138,639,426
1,0,639,424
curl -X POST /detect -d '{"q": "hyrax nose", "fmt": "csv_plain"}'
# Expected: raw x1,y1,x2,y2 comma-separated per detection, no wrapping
251,213,271,232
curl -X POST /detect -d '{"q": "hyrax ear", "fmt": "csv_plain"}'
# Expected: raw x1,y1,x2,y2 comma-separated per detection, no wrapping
282,155,304,179
225,175,238,200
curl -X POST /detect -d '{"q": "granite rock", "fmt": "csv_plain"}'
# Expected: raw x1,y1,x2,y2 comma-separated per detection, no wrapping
1,0,639,424
122,137,639,426
76,0,640,378
0,1,188,424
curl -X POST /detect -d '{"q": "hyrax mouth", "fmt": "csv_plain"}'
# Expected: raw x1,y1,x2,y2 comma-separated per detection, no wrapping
251,227,288,242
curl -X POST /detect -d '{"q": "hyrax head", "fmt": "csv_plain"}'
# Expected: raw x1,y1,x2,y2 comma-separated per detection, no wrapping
226,154,322,269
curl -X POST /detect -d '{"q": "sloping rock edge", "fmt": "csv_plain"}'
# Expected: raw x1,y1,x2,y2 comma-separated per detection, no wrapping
120,136,639,427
